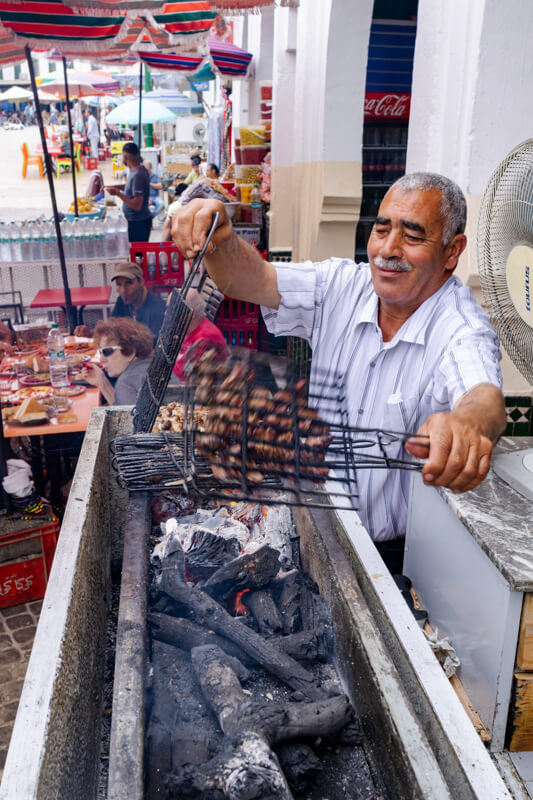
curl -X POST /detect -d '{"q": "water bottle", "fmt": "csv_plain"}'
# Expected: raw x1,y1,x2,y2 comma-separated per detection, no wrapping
20,220,32,262
83,218,95,259
73,218,84,259
0,224,10,263
104,216,117,258
48,322,69,388
146,251,156,282
159,251,168,278
170,250,180,273
251,184,262,225
94,219,105,258
116,215,129,255
8,222,21,262
28,221,42,261
59,219,70,260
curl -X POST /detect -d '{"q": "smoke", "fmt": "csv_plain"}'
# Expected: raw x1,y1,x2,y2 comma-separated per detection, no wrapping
373,256,413,273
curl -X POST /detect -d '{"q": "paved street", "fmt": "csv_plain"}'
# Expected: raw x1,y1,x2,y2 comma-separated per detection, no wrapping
0,125,114,221
0,600,42,776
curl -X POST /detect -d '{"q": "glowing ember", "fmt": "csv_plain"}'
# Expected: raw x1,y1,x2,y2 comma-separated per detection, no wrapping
234,588,251,615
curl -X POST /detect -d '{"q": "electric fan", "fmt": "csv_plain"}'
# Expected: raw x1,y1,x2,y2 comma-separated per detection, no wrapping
478,138,533,499
193,122,206,143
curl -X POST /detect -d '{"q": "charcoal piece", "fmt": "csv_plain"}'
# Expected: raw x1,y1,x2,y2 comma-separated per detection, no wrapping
149,613,251,681
201,545,281,600
244,589,283,636
185,528,241,568
273,627,332,663
169,734,293,799
300,586,333,634
161,570,323,700
190,644,352,746
276,743,322,794
272,570,304,634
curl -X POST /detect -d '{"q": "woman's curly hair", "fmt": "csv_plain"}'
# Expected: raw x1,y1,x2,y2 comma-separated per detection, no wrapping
94,317,154,359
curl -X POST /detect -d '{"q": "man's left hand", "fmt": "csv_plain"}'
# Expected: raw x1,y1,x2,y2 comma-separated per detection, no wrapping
405,412,493,493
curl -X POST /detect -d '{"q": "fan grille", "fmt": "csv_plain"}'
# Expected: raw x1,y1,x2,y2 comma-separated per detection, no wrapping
478,138,533,384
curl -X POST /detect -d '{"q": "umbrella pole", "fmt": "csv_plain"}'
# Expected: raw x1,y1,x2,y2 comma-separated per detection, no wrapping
138,60,143,150
25,46,75,335
62,57,78,218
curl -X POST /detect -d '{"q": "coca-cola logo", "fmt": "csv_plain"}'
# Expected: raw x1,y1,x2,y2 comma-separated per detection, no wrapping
364,92,411,119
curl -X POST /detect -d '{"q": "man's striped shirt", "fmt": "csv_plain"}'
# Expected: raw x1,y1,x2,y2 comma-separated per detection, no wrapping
261,259,502,542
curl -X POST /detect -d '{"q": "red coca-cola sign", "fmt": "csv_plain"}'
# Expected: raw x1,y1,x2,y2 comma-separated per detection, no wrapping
364,92,411,120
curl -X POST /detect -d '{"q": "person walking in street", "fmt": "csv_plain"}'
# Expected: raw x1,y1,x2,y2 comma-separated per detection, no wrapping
145,161,164,219
107,142,152,243
85,109,100,159
170,172,507,574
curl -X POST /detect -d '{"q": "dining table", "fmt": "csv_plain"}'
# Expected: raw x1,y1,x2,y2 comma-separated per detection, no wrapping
30,286,112,327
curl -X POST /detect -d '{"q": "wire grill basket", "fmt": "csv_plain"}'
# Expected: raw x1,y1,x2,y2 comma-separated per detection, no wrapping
114,348,426,509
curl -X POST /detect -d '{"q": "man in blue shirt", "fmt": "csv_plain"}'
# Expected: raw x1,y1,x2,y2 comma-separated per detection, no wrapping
107,142,152,242
145,161,164,220
111,262,166,341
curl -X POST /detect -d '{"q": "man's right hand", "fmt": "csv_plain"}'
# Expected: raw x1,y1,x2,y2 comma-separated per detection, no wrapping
73,325,92,337
170,199,232,261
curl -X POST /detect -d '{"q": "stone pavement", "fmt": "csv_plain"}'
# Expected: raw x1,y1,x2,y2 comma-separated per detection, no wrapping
0,600,41,776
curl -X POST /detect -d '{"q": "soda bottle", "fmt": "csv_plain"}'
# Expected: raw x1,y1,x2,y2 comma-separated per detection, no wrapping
146,252,156,282
48,322,69,388
170,250,180,273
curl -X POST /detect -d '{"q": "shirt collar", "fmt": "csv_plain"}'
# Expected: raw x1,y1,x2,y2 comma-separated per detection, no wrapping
391,276,457,345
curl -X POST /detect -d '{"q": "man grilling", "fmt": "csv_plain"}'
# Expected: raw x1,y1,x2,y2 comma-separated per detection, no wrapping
169,173,506,571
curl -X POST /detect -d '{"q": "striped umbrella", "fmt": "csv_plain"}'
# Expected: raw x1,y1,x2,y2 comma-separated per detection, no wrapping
0,23,25,67
41,68,120,95
137,36,252,78
207,35,252,77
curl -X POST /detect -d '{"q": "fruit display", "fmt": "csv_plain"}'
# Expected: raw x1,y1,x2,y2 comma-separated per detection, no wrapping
68,196,96,214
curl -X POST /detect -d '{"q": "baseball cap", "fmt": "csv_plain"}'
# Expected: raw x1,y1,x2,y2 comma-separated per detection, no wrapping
111,261,144,281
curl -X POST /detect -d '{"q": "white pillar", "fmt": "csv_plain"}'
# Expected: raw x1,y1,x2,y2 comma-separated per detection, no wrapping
270,0,373,261
408,0,533,392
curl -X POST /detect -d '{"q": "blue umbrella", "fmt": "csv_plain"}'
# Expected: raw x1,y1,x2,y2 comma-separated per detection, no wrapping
145,89,203,116
105,98,176,125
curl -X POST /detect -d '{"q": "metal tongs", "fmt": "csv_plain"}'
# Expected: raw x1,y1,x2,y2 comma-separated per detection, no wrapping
180,211,220,300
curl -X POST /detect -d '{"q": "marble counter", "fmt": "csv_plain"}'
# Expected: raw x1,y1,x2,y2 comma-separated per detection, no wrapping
438,437,533,592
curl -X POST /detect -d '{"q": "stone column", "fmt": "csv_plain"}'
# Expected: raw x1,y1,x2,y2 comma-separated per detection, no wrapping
407,0,533,392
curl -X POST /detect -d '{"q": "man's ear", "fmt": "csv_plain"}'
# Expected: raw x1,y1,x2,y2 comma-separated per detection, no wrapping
445,233,467,272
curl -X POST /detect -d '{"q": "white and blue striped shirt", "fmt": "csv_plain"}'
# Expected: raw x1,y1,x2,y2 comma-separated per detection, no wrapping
262,259,502,542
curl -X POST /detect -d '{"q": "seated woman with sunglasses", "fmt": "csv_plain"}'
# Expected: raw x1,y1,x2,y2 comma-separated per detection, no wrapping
81,318,153,405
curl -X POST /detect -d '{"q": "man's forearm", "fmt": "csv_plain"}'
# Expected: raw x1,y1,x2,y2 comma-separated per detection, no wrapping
453,382,506,442
118,192,142,211
204,233,280,308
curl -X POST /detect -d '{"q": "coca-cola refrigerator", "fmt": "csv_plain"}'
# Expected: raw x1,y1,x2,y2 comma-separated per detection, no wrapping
355,92,410,262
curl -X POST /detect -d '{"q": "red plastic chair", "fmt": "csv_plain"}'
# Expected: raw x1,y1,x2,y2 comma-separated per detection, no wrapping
21,142,44,179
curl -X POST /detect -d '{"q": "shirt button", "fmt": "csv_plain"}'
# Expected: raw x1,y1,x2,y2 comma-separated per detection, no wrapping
369,362,376,368
358,408,364,415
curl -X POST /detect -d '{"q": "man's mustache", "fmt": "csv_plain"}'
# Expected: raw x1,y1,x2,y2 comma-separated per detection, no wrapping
373,256,413,272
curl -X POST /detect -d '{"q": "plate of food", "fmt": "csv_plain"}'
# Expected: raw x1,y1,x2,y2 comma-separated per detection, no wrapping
65,354,92,366
53,385,86,397
10,387,53,404
5,397,50,426
0,365,16,378
13,345,41,358
65,342,95,355
19,373,51,387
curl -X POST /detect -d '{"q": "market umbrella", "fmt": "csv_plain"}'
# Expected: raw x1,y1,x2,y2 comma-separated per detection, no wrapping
145,88,203,115
0,0,216,54
207,35,253,77
41,69,119,97
105,98,176,125
0,85,33,102
36,90,59,103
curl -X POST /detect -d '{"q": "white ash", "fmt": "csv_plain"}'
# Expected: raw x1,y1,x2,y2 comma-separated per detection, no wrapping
152,502,295,568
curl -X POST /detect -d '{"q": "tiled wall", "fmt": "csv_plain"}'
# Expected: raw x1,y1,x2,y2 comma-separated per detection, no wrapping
505,396,532,436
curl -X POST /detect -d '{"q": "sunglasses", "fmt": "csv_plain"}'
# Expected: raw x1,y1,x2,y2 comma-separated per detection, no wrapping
99,346,122,357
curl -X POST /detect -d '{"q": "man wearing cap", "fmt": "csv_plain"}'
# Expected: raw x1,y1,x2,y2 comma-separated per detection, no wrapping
107,142,152,243
73,262,166,342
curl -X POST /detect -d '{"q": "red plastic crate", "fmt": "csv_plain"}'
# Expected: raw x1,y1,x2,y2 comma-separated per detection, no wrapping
0,518,60,609
216,298,259,349
97,148,106,161
83,156,98,170
129,241,185,288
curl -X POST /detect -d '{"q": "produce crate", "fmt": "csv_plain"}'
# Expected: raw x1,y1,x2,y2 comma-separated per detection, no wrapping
0,517,60,609
216,298,259,349
83,157,98,170
129,242,185,288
